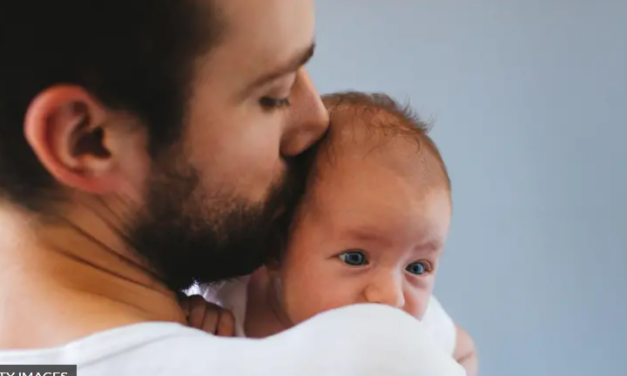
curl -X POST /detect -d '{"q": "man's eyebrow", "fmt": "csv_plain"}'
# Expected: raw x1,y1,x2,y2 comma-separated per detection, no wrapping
247,42,316,90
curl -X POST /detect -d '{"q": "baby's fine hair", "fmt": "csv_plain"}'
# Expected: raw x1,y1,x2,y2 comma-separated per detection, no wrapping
319,91,451,190
266,91,452,262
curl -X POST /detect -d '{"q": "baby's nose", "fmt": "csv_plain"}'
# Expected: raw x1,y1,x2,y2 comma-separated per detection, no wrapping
364,276,405,309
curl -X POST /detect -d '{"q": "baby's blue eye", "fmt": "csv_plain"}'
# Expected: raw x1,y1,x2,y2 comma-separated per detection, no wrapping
339,251,368,266
406,262,428,275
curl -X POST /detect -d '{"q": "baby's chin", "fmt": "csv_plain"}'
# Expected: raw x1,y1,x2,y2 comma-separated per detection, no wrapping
285,303,367,326
282,304,337,327
296,302,431,326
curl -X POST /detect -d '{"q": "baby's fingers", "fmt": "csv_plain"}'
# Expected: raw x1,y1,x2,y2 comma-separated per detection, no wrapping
186,295,216,330
182,294,234,336
216,309,236,337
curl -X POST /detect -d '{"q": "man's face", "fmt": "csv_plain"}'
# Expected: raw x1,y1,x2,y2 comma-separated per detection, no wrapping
129,0,328,291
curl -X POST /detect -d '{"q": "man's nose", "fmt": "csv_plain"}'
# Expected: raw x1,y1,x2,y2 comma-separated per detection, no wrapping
364,274,406,309
280,69,329,157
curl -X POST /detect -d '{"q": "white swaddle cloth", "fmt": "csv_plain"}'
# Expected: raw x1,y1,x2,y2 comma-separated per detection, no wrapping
191,276,458,355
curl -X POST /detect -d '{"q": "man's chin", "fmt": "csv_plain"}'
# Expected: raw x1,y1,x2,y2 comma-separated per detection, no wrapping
271,206,287,220
134,154,310,291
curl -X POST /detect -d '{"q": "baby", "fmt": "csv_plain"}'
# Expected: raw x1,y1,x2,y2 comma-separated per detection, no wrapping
183,91,478,375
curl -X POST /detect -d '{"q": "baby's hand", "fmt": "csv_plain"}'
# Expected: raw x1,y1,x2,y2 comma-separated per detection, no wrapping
179,294,236,336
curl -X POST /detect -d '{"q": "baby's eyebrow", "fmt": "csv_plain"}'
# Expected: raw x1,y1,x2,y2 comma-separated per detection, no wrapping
344,227,443,252
344,227,392,246
413,239,444,254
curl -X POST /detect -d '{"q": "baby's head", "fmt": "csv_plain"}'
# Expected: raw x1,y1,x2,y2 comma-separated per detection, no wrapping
271,91,452,325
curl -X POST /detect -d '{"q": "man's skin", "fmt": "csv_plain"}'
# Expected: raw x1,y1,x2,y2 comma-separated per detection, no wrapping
0,0,327,350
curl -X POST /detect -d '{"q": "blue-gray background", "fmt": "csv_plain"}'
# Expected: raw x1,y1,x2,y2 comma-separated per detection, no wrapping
309,1,627,376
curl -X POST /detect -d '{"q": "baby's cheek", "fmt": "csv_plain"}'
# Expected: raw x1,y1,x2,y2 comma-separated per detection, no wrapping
283,279,356,325
281,277,319,323
404,288,432,319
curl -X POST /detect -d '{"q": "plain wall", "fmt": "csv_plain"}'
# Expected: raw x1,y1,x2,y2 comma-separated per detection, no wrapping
309,1,627,376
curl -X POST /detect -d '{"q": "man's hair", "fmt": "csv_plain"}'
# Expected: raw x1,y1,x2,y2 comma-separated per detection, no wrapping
0,0,224,212
320,91,451,190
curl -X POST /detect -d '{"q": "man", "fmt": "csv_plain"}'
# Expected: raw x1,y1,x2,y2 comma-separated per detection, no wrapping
0,0,465,375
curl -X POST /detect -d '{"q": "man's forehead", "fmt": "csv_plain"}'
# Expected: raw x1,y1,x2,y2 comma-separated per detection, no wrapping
209,0,316,83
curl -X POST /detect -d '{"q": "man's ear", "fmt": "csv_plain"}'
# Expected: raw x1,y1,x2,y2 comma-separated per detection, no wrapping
23,85,135,195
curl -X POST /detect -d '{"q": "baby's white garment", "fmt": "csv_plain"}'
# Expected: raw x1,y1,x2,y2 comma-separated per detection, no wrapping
0,304,466,376
192,276,458,354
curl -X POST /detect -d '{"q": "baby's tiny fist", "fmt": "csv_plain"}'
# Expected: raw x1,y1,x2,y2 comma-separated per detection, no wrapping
180,294,235,336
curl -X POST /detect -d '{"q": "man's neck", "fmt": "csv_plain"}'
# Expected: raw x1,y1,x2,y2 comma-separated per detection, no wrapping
0,203,187,350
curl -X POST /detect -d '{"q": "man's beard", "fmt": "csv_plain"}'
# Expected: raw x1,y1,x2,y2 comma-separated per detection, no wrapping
127,152,312,292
